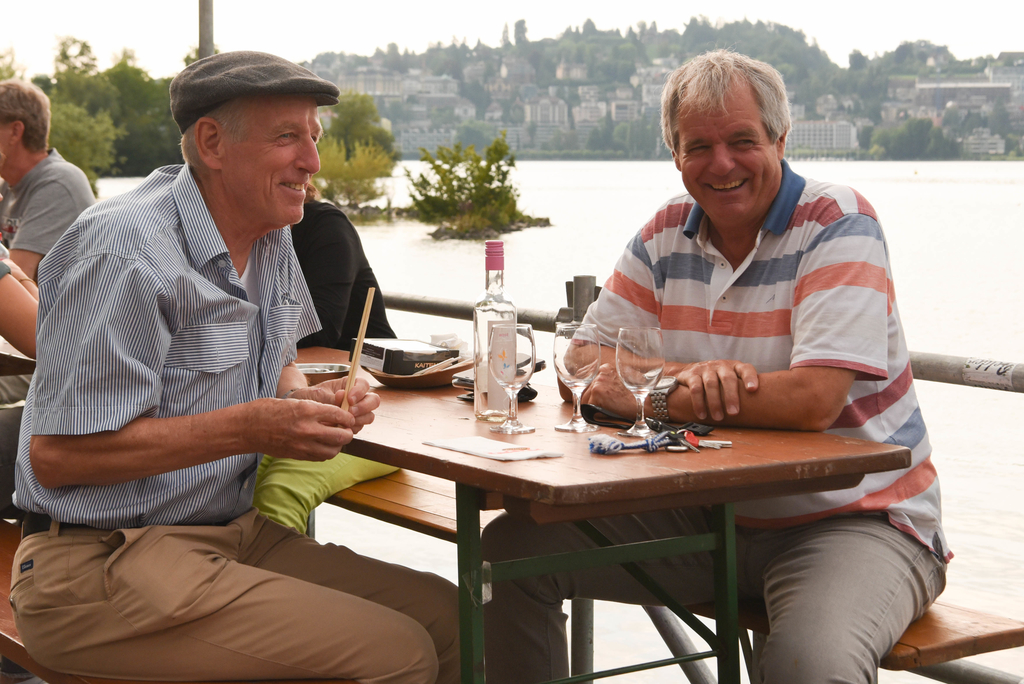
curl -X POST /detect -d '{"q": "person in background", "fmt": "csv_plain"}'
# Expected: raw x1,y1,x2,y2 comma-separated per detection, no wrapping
483,50,946,684
0,79,94,280
11,51,457,683
294,183,395,350
0,232,38,515
0,79,94,406
254,183,398,533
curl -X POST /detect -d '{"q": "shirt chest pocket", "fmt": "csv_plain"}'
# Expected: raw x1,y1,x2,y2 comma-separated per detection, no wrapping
265,303,302,340
165,321,250,373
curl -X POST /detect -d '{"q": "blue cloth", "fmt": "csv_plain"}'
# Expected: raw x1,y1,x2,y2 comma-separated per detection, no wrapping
14,164,319,528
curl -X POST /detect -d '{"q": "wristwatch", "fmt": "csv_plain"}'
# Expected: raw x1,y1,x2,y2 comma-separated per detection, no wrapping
649,376,678,421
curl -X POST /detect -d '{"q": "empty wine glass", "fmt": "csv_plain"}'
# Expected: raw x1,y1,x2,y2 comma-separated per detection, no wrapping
489,323,536,434
553,323,601,433
615,327,664,438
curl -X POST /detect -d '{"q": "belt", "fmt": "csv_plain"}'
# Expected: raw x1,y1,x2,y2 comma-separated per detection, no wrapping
21,511,94,537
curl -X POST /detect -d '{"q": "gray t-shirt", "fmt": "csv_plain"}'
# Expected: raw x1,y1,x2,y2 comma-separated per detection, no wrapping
0,149,95,255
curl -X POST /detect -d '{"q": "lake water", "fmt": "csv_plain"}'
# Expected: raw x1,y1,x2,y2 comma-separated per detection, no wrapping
98,160,1024,681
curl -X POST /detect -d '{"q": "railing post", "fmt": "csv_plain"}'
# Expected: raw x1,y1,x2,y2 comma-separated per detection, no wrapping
198,0,214,59
572,275,597,323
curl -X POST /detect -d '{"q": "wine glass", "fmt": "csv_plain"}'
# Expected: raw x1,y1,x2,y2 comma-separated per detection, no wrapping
615,327,664,438
553,323,601,433
488,323,536,434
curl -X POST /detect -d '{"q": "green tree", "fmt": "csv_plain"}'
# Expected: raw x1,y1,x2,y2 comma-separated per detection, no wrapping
514,20,529,46
1,48,22,80
328,92,397,162
103,53,181,175
456,120,497,150
49,101,121,192
407,132,526,233
51,38,119,117
314,137,394,207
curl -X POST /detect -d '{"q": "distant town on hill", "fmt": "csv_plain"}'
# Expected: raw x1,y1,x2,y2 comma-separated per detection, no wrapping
303,17,1024,160
3,18,1021,185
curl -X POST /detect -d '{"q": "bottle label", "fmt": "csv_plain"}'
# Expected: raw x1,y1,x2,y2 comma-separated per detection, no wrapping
486,319,511,411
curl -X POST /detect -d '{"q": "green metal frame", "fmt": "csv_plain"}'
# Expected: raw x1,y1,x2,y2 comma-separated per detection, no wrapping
455,483,741,684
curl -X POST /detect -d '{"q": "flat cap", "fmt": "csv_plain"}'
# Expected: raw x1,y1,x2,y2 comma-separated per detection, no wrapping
170,51,340,133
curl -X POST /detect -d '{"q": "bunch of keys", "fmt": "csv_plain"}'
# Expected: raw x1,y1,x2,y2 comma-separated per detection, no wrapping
664,430,732,453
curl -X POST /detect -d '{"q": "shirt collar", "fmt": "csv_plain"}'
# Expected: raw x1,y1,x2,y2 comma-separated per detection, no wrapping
681,159,806,239
171,164,231,271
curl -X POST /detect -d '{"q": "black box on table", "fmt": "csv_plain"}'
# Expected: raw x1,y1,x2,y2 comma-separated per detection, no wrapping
357,339,461,375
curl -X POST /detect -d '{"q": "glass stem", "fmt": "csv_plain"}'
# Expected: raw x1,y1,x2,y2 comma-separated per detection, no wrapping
506,387,519,423
634,392,646,430
571,388,584,421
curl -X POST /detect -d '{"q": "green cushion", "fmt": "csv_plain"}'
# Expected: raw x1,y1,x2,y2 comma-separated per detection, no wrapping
254,453,398,534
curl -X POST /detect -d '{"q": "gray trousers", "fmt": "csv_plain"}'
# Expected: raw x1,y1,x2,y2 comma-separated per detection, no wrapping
482,509,945,684
12,508,460,684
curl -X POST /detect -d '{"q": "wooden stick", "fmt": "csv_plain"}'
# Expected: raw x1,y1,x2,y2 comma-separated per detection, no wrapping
341,286,375,412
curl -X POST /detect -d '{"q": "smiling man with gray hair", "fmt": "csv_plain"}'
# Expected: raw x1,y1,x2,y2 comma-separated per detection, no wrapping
10,51,458,684
483,50,946,684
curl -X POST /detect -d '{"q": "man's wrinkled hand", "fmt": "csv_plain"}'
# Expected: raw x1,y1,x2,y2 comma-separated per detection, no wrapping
254,397,356,462
580,363,636,417
678,359,759,422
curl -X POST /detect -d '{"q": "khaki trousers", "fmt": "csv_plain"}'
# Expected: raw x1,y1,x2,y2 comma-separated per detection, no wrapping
11,508,459,684
482,510,946,684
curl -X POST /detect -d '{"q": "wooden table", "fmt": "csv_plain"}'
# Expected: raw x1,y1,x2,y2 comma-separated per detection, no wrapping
295,348,912,684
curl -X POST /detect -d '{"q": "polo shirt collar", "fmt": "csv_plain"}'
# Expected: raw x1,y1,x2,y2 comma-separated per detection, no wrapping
171,164,231,270
681,159,806,238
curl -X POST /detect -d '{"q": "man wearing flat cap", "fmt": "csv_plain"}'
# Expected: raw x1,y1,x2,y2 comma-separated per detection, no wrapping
9,51,459,684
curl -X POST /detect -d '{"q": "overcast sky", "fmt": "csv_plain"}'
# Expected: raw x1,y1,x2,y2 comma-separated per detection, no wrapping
4,0,1022,80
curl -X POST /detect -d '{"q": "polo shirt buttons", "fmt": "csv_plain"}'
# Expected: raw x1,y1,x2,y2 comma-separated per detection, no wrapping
719,261,726,268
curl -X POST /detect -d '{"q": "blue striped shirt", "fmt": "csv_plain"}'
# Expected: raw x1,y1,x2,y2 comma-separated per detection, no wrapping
14,164,319,527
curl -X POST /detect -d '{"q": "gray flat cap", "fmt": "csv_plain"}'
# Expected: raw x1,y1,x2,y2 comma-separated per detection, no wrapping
170,51,340,133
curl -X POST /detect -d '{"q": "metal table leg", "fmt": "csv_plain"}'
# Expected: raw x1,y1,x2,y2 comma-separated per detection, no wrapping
710,503,740,683
456,483,486,684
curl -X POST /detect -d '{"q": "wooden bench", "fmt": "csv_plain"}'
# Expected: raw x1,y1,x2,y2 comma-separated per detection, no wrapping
325,469,1024,676
0,519,357,684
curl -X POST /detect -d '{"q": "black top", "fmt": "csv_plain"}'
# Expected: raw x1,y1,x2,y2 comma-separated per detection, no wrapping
291,201,395,351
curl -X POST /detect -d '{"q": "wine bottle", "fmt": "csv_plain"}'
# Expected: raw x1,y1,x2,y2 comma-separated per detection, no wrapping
473,240,516,421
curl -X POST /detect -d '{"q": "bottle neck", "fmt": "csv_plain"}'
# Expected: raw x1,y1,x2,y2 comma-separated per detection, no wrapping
485,268,504,293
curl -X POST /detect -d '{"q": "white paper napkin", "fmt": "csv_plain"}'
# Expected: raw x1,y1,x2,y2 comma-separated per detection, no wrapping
423,436,562,461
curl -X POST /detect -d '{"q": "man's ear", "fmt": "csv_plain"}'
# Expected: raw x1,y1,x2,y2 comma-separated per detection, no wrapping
671,148,682,172
775,130,788,160
193,117,227,170
7,120,25,146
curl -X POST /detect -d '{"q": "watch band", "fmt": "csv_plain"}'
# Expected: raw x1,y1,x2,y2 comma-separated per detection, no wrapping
650,389,672,421
649,376,678,421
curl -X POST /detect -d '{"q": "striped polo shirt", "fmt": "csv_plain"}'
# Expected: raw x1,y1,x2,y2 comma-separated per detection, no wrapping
14,164,319,528
585,160,948,560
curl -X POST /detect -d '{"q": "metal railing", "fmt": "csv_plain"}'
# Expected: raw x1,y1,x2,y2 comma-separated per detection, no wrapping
382,290,1024,394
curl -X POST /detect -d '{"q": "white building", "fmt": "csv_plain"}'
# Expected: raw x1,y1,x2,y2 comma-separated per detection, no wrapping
786,121,859,151
642,83,664,116
484,103,504,123
339,66,402,99
556,61,588,80
610,99,640,122
399,128,457,156
524,95,569,126
963,128,1006,155
453,98,477,122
